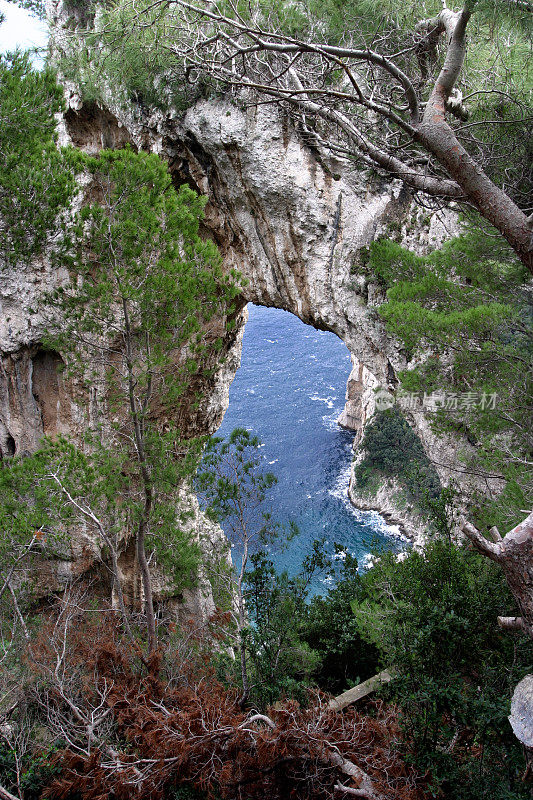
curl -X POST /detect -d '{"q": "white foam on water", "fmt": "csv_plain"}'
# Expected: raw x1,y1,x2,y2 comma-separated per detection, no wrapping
329,462,409,545
310,395,337,407
358,552,377,572
321,409,344,431
333,549,347,561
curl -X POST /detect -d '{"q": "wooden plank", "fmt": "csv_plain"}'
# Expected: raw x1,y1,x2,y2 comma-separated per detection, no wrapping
329,669,394,711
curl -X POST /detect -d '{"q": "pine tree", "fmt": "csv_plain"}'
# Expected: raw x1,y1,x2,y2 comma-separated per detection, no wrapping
0,52,79,269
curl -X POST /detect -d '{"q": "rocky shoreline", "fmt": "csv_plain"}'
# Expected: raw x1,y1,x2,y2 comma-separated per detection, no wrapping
347,472,429,549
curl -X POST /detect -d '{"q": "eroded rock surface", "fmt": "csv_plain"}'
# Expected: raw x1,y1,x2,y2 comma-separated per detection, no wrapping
0,1,496,614
57,95,483,522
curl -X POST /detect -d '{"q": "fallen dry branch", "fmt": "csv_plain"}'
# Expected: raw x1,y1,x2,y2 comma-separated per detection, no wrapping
34,623,426,800
329,670,395,712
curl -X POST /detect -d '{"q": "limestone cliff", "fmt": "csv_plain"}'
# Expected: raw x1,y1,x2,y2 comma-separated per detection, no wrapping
54,88,448,441
0,0,498,613
347,477,430,545
0,167,246,618
55,93,482,529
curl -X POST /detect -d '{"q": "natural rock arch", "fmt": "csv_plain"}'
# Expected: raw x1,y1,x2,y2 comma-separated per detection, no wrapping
56,94,485,505
60,98,413,423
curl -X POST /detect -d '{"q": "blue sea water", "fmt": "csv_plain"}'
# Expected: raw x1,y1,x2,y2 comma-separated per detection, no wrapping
214,304,407,592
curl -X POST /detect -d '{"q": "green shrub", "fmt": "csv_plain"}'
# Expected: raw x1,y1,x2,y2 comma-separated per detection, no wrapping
354,407,440,514
0,741,60,800
300,554,381,694
353,540,532,799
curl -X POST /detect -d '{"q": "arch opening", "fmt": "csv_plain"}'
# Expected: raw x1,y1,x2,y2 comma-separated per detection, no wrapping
213,303,408,594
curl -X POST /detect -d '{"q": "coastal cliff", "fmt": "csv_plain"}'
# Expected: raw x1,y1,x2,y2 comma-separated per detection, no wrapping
0,0,495,613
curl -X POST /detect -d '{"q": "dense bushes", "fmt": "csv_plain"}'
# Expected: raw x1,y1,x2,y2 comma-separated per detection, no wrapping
2,538,525,800
354,407,441,513
203,463,531,798
1,431,530,798
11,610,425,800
353,541,531,799
299,554,381,695
281,538,531,798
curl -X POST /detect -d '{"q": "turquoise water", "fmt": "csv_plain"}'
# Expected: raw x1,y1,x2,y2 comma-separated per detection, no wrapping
214,304,407,592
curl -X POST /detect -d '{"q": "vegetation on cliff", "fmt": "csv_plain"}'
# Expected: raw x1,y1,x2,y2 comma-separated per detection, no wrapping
366,230,532,532
0,52,80,269
354,407,441,520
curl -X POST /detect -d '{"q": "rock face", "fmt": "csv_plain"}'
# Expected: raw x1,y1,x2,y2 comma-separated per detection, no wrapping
57,93,414,408
337,356,381,442
0,131,246,620
348,477,429,546
0,242,245,618
59,95,483,521
0,0,496,613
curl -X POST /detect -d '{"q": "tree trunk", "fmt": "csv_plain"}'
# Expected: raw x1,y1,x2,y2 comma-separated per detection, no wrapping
109,546,135,643
418,6,532,271
461,511,533,638
417,121,532,271
237,540,250,706
122,297,158,653
136,499,157,653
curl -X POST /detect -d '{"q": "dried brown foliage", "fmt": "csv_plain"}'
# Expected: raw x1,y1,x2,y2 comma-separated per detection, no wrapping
29,614,429,800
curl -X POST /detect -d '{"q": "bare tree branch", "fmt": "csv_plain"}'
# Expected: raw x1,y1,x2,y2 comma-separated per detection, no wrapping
104,0,532,269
